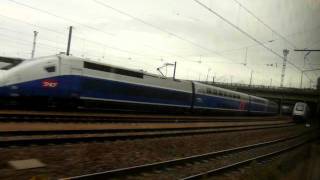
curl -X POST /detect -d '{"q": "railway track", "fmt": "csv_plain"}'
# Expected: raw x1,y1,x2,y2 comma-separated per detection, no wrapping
0,122,295,148
0,109,289,123
61,129,317,180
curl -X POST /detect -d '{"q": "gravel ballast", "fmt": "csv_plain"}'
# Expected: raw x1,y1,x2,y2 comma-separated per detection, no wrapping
0,125,306,179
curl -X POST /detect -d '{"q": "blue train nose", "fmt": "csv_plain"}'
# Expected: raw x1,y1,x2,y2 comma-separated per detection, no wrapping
0,87,3,96
0,84,8,96
0,76,4,96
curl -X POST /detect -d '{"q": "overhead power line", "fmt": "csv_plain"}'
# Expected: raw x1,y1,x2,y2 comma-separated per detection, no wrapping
0,13,66,36
294,49,320,52
93,0,249,65
92,0,256,72
0,7,196,64
0,13,155,59
0,34,65,52
193,0,303,73
5,0,257,70
231,0,296,47
92,0,221,55
7,0,115,37
219,25,320,54
230,0,318,80
8,0,233,64
0,25,66,45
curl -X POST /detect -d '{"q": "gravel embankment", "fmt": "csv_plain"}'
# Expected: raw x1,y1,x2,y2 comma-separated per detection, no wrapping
0,125,306,179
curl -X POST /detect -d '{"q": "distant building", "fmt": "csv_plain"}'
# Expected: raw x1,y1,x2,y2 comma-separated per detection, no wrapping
317,77,320,90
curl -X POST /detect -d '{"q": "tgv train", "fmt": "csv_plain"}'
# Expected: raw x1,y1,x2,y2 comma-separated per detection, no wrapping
292,102,310,122
0,54,278,115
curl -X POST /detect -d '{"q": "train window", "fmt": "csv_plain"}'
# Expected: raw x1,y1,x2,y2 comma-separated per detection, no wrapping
0,57,24,70
212,89,217,95
84,61,143,78
45,66,56,73
198,89,205,94
296,104,304,111
82,78,192,103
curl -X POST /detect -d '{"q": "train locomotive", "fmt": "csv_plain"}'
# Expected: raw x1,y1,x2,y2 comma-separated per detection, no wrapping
292,102,310,122
0,54,278,115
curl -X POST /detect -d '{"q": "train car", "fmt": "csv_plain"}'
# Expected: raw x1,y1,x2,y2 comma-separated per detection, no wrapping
0,54,193,111
292,102,310,122
267,101,279,114
248,95,278,115
0,54,279,115
192,82,249,115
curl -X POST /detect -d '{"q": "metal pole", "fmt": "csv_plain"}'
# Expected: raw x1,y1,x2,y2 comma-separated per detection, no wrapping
66,26,73,56
165,65,167,77
300,68,320,88
280,49,289,87
173,61,177,80
31,31,38,59
249,70,253,86
244,47,248,66
279,98,283,116
300,71,303,88
206,68,211,83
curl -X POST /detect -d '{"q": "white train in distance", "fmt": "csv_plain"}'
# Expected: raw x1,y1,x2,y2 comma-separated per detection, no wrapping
292,102,310,123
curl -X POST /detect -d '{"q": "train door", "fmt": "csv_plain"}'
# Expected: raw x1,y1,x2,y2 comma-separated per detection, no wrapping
248,96,252,114
70,68,82,98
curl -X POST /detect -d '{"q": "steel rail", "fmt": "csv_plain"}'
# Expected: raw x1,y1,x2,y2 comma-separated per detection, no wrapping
0,121,294,136
0,123,296,148
0,116,285,123
60,130,310,180
0,110,286,123
182,138,314,179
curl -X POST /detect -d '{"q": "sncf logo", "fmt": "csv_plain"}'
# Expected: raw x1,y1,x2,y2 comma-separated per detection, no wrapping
42,79,58,88
239,101,246,110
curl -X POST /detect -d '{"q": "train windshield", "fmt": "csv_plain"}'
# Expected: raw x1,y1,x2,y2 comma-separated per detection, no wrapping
295,104,304,111
0,57,24,70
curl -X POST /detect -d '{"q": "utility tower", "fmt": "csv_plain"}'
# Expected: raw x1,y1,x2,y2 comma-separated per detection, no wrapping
31,31,38,59
280,49,289,87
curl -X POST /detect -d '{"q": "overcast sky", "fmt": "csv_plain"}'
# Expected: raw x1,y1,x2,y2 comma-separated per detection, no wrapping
0,0,319,88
